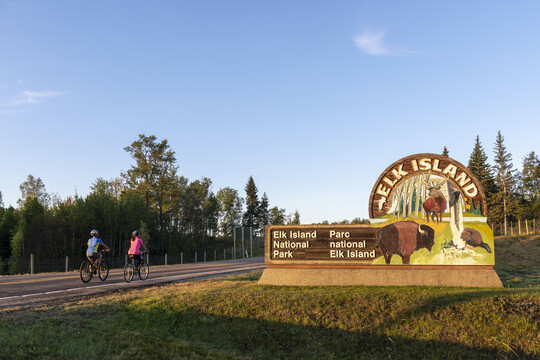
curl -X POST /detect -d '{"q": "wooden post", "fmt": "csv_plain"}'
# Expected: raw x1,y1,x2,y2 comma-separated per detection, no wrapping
165,253,168,266
250,227,253,258
224,248,226,260
195,252,197,263
241,227,245,258
233,228,236,259
181,252,183,264
30,254,34,275
518,220,521,235
526,219,529,235
204,250,206,262
214,249,216,261
511,221,513,236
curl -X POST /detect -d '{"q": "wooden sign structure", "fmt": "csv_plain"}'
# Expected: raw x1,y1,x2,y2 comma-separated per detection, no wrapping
259,153,502,287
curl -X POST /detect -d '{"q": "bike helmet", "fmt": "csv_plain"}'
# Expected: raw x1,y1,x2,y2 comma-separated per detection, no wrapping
132,230,141,237
90,229,99,237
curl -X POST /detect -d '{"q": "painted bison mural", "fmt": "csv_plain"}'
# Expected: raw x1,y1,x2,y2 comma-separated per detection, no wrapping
460,228,492,253
376,221,435,264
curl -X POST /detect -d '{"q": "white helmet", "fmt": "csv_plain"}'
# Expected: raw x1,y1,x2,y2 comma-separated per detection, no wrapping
90,229,99,237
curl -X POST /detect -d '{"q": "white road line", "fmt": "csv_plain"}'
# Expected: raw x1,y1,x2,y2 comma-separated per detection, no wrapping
0,265,264,301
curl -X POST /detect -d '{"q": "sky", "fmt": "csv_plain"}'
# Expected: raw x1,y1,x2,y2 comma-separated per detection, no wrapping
1,1,539,224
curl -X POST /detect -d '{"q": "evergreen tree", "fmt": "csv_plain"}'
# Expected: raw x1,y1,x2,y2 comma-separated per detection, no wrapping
492,131,517,234
520,151,540,201
442,146,449,157
468,135,498,219
257,193,270,234
242,176,259,230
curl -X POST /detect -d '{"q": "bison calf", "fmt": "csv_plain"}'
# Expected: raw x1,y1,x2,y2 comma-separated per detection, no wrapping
376,221,435,265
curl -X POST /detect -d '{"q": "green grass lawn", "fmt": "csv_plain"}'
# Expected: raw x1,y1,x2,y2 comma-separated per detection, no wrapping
1,236,539,359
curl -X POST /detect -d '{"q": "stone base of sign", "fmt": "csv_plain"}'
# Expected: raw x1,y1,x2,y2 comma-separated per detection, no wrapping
259,268,503,288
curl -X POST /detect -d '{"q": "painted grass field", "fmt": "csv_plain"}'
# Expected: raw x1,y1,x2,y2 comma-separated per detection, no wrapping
1,235,539,359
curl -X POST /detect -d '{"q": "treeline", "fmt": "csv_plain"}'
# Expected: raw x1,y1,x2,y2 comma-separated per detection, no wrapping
465,131,539,232
0,134,300,274
0,131,538,274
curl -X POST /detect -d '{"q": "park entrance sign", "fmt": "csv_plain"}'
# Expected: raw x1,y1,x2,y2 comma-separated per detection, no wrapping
259,153,503,287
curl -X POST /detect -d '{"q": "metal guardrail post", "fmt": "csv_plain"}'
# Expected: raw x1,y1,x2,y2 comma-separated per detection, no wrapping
65,256,69,272
204,250,206,262
195,251,197,263
165,253,168,266
214,249,216,261
30,254,34,274
181,252,183,264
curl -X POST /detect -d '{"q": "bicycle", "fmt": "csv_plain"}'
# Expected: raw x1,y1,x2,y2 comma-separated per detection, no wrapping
80,249,110,283
123,251,149,283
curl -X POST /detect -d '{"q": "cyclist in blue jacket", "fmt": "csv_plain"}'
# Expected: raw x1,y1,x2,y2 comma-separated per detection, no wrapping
86,229,110,267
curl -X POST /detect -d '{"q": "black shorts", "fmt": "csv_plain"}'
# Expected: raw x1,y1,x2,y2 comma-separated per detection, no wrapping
129,254,142,263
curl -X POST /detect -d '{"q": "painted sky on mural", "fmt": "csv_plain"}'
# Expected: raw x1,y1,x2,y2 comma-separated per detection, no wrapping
1,1,539,223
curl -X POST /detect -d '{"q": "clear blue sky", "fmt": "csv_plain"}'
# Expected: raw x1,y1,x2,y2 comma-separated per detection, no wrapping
1,1,539,223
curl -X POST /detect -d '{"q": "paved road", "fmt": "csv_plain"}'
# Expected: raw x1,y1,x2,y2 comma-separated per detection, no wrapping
0,257,265,308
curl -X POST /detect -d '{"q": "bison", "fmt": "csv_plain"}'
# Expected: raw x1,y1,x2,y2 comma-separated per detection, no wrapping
460,228,491,253
376,221,435,265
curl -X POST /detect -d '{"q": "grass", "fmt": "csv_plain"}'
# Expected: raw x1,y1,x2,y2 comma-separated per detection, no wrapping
1,236,539,359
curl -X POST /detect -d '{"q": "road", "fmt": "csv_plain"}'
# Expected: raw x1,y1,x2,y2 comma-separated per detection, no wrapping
0,257,265,308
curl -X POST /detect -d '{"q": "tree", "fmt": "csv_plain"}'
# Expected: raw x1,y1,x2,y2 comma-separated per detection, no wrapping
520,151,540,201
0,206,18,263
442,146,449,157
269,206,287,225
216,187,243,239
180,178,215,250
257,193,271,234
18,175,50,208
288,210,301,225
123,134,178,249
492,131,517,234
468,135,497,198
242,176,259,229
468,135,498,220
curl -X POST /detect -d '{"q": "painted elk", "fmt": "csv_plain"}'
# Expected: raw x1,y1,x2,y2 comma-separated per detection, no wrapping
422,171,450,223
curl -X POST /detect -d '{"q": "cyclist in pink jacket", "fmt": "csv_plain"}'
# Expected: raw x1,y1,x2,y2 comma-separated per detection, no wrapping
128,230,149,267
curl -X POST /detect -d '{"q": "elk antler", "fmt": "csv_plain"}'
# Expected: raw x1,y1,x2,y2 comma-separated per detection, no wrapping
432,172,451,188
422,170,433,186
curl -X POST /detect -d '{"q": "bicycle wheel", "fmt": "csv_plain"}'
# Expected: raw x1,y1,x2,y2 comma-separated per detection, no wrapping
123,263,134,283
138,262,149,280
98,260,109,281
80,259,93,283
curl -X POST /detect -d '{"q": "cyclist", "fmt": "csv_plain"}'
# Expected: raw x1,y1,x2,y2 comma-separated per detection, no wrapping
128,230,149,268
86,229,110,269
